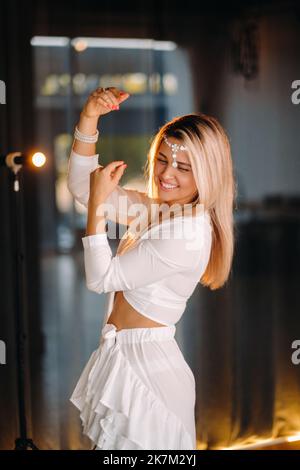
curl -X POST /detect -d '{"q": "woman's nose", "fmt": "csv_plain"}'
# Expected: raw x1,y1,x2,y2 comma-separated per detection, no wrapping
161,164,177,179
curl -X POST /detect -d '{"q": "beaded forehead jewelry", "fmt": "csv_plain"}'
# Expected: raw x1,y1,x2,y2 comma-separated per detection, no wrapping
163,135,188,168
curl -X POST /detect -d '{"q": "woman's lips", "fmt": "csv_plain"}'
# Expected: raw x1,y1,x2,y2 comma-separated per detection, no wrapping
159,179,179,191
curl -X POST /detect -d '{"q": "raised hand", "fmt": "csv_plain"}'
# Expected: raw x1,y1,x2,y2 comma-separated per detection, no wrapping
88,160,128,206
82,87,130,118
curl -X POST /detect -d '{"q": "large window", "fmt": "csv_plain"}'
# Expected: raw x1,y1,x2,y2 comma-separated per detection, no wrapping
31,36,194,253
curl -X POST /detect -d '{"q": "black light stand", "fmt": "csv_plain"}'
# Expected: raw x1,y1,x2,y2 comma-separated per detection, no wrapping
5,152,39,450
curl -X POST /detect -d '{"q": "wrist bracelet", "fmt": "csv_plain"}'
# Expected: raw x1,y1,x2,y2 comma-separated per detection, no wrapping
74,126,99,143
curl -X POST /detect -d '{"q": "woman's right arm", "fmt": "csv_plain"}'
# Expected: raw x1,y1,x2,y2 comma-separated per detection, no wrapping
72,86,127,156
67,87,129,205
72,113,100,156
67,87,152,225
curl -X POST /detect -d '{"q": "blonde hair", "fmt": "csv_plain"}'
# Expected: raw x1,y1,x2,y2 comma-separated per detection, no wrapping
116,112,237,290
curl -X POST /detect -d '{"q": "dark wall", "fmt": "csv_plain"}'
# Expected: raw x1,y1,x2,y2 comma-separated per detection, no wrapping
0,0,41,446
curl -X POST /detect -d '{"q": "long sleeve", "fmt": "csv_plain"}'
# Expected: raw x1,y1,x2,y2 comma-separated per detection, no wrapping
67,149,152,225
82,217,206,294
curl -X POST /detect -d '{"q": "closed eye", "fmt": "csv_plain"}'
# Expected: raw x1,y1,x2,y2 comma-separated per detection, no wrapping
157,158,190,172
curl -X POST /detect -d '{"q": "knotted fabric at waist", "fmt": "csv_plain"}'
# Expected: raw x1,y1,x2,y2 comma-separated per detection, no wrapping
100,322,176,348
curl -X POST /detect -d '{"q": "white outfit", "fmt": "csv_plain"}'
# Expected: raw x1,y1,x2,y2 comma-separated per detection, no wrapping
67,150,212,450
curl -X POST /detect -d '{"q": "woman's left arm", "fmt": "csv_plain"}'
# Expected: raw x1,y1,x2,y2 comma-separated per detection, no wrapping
85,160,127,236
82,217,208,294
85,199,107,235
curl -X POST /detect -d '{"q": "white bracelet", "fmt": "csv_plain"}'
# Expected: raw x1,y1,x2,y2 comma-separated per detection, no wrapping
74,126,99,143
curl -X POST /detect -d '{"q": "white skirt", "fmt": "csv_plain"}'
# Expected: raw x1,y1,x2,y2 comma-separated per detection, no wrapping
70,322,196,450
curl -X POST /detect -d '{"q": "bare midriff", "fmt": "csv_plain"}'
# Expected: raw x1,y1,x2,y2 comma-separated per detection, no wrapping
106,291,166,332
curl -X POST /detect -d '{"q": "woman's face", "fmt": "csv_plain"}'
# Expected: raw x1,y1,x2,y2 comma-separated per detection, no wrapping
153,138,198,207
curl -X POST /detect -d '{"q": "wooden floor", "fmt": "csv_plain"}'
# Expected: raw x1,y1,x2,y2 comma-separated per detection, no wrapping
261,442,300,450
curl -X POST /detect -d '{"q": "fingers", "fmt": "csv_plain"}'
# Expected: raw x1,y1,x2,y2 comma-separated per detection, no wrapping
118,91,130,102
104,160,127,172
96,96,113,110
92,87,130,108
104,90,118,108
108,87,130,102
111,162,127,182
112,89,130,104
95,87,119,108
95,90,114,108
90,89,111,108
91,161,127,191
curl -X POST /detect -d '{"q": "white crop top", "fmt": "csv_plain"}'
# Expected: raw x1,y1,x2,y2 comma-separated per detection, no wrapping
67,150,212,327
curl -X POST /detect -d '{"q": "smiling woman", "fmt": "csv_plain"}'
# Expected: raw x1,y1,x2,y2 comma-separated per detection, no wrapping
140,113,237,290
67,98,236,450
154,141,198,206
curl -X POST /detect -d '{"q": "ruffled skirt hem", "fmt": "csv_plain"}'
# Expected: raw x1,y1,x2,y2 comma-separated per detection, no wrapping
70,329,195,450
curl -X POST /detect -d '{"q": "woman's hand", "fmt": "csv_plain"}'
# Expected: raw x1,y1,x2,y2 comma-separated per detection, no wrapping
81,87,130,119
88,160,127,208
